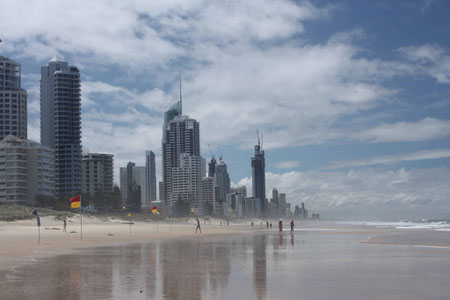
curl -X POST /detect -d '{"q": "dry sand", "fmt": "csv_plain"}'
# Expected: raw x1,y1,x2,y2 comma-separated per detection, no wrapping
0,215,253,271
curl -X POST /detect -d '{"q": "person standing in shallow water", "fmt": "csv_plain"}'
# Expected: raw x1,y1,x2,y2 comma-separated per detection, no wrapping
63,219,67,232
195,218,201,233
290,219,295,235
278,219,283,233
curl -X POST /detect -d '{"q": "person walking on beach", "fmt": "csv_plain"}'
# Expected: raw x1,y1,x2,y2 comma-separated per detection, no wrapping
266,221,269,229
290,219,295,235
278,219,283,233
196,218,201,233
63,219,67,232
251,221,254,228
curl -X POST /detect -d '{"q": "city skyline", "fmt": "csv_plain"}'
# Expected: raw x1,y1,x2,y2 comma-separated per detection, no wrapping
1,0,449,219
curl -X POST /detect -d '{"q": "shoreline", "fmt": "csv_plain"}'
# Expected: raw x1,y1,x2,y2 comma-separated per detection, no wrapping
4,217,450,274
358,229,450,249
0,215,252,272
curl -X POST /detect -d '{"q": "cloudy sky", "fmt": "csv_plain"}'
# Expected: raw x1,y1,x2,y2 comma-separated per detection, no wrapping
1,0,449,220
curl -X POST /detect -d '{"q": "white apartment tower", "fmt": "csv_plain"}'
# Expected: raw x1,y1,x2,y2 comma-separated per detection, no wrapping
162,114,202,215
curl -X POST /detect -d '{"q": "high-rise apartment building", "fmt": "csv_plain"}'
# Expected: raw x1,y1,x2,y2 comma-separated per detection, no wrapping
279,193,287,217
271,188,279,208
40,56,81,197
202,176,214,213
0,135,54,204
162,114,201,215
0,56,27,140
133,166,146,205
81,152,114,196
213,158,230,215
145,150,157,205
251,138,266,216
170,153,203,213
161,100,182,204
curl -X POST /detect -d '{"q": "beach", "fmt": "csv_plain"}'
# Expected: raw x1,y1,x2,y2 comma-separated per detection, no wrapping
1,218,450,299
0,215,247,272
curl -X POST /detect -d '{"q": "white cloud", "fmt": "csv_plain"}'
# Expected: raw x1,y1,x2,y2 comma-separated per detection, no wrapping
356,118,450,143
324,149,450,169
275,160,301,169
398,44,450,83
3,0,449,218
237,168,450,220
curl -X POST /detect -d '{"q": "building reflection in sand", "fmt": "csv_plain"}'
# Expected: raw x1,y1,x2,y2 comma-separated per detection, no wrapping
0,234,295,299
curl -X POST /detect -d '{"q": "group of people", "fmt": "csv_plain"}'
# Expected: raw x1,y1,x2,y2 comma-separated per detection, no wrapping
278,219,295,235
252,219,296,235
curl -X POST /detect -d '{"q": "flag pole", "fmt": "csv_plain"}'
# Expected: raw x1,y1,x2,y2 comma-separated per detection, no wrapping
80,195,83,240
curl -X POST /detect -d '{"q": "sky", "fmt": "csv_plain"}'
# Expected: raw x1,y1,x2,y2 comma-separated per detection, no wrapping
1,0,449,220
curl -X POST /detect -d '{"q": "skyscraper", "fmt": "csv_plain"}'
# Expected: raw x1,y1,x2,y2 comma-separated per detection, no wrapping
40,56,81,197
279,193,287,217
171,153,203,213
213,158,230,215
271,188,279,208
0,56,27,140
208,157,217,177
161,99,182,205
145,150,157,205
162,115,202,215
251,136,266,216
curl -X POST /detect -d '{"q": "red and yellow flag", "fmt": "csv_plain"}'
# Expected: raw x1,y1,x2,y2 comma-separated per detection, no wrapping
151,206,158,214
70,196,81,209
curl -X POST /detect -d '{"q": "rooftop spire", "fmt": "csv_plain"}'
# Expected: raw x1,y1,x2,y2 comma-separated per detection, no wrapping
179,72,182,115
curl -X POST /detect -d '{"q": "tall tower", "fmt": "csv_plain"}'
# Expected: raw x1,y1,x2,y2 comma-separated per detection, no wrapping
213,158,230,214
40,56,81,197
145,150,157,205
251,133,266,216
0,56,27,140
208,157,217,177
162,115,201,214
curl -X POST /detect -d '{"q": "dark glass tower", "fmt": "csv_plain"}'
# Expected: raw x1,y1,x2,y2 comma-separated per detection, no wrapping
0,56,27,140
208,157,217,177
145,150,157,204
40,56,81,197
251,139,266,216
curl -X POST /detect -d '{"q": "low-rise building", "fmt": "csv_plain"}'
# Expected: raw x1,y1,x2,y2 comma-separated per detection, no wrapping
81,152,114,196
0,135,54,204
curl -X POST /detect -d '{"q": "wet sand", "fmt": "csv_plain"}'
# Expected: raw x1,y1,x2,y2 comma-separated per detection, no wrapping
361,230,450,248
1,221,450,299
0,215,249,272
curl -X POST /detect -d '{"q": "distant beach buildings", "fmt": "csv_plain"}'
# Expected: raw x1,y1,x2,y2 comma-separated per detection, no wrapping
0,54,316,218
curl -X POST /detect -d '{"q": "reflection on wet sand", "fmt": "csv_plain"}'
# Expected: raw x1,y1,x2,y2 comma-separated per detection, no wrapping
252,235,267,300
2,230,450,299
